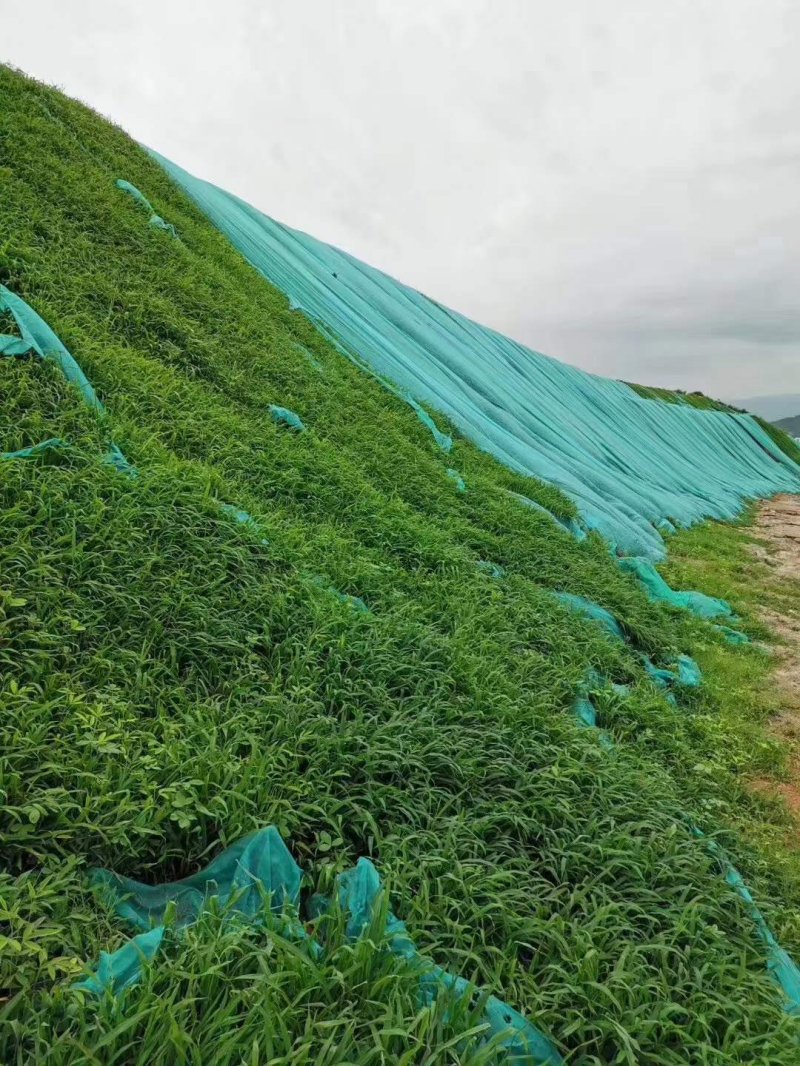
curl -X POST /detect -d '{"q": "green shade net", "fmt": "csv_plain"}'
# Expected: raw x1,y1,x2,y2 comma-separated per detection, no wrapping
309,575,370,614
74,827,308,996
294,341,324,371
508,491,587,542
554,591,625,642
698,834,800,1016
553,591,702,696
0,335,34,356
568,669,798,1015
1,284,105,413
0,437,67,461
0,285,135,475
618,556,733,619
91,827,302,931
75,828,562,1064
477,560,506,579
572,670,615,750
570,675,800,1014
294,299,453,453
447,467,467,492
317,856,564,1065
116,178,177,237
268,404,305,431
715,624,750,645
151,151,800,562
217,501,270,545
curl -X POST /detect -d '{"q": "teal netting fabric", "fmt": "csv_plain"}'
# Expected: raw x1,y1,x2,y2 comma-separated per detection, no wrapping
0,284,135,474
0,334,34,356
554,592,625,642
477,560,506,579
116,179,177,236
1,284,105,413
74,827,309,996
217,502,270,546
715,624,750,645
76,828,562,1063
315,857,563,1064
77,927,165,996
309,575,369,614
618,556,733,619
698,833,800,1016
722,863,800,1016
509,492,588,542
572,670,614,750
151,151,800,561
268,404,305,431
294,341,324,371
0,437,67,461
570,676,800,1013
554,592,702,696
91,827,302,932
447,468,467,493
294,297,453,454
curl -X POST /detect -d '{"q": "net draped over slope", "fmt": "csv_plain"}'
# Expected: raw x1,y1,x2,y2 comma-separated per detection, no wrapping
152,151,800,559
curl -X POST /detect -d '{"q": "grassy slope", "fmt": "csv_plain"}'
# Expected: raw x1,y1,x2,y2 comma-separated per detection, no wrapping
662,509,800,846
1,65,799,1063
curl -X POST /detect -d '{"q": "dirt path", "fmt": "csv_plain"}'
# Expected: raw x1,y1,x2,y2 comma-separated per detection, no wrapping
749,494,800,815
755,495,800,583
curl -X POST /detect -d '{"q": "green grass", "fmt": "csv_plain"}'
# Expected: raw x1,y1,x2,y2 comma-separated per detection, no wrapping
661,507,800,899
2,64,800,1063
623,382,732,412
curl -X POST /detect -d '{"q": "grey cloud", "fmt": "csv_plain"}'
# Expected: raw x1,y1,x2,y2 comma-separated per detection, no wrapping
1,0,799,399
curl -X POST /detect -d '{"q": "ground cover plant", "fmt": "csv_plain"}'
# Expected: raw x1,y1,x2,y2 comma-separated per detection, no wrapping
2,64,800,1062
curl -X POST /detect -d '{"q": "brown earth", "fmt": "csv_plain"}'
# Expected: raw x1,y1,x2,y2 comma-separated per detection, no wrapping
747,495,800,817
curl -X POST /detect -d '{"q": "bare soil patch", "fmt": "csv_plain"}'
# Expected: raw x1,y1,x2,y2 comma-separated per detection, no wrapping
754,495,800,582
748,495,800,819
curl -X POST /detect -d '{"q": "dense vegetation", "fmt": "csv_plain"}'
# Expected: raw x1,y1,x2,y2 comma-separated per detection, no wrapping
2,64,800,1063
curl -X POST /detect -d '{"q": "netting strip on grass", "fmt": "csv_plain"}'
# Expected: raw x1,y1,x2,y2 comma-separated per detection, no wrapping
77,827,563,1064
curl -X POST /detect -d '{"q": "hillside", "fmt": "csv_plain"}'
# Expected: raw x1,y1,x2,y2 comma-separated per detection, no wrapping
776,414,800,438
2,64,800,1064
732,394,800,423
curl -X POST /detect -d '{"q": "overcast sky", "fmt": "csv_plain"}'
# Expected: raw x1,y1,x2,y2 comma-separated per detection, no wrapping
2,1,799,401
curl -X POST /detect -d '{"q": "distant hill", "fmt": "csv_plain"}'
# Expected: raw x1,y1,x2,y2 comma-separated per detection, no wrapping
775,413,800,437
729,393,800,421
